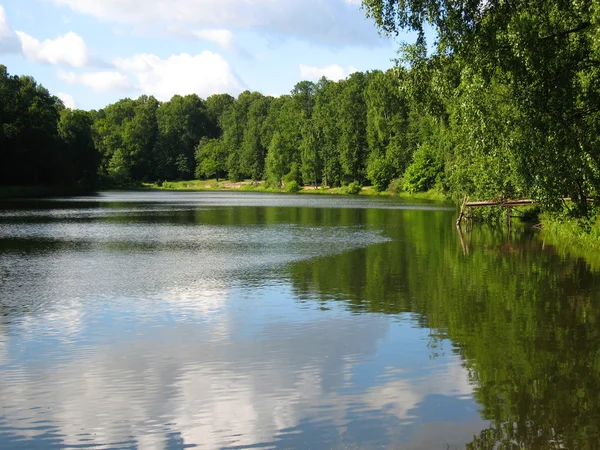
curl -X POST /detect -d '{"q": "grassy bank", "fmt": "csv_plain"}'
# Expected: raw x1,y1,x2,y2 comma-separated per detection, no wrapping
144,179,449,201
541,213,600,269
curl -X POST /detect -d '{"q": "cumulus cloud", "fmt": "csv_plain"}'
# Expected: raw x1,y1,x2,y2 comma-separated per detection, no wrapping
16,31,90,67
299,64,358,82
0,6,104,67
0,5,22,54
192,29,235,51
56,91,77,109
58,70,132,93
114,51,246,100
191,29,253,59
51,0,382,47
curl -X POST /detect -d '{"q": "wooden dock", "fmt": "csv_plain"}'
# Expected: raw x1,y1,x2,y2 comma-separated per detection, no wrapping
456,197,535,228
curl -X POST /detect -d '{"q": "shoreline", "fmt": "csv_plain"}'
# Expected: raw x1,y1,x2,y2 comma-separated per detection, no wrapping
0,185,96,200
143,180,450,202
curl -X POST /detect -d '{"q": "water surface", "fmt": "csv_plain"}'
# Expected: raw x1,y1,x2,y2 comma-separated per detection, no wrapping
0,191,598,449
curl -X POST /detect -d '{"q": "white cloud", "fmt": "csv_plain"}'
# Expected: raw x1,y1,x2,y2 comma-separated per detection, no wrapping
59,70,132,93
56,91,77,109
191,29,253,59
0,5,22,54
299,64,358,82
114,52,246,100
51,0,382,47
193,29,235,51
15,31,90,67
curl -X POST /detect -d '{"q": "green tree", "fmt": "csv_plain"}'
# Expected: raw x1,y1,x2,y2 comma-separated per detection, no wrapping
220,91,259,181
195,137,227,181
57,109,99,188
365,69,411,191
313,78,342,187
264,96,303,186
155,94,210,180
0,66,77,187
337,72,368,184
92,98,136,182
120,95,159,182
240,94,272,180
205,93,235,138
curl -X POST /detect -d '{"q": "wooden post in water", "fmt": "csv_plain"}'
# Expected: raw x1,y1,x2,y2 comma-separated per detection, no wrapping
456,196,469,228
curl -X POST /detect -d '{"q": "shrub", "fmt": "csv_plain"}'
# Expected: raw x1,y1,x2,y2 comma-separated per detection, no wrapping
387,178,403,195
402,142,444,193
367,156,394,192
345,181,362,195
284,180,302,193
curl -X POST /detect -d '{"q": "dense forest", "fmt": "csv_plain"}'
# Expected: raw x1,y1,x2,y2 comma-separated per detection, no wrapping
1,0,598,218
0,64,444,195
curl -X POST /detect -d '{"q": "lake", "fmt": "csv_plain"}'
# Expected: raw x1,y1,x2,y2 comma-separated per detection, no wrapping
0,191,599,449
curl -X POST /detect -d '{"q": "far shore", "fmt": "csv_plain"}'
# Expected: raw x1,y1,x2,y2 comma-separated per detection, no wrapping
143,179,449,202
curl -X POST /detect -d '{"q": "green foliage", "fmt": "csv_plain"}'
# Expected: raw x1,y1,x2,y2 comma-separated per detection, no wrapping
57,109,99,188
155,94,209,180
366,155,394,192
542,211,600,268
195,137,226,181
402,142,444,193
240,94,271,180
0,65,100,189
344,181,362,195
107,148,132,186
337,72,368,184
284,180,302,193
387,177,403,194
361,0,600,217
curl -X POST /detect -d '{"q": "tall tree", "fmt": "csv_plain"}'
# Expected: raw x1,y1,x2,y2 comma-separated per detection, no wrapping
313,78,342,187
337,72,368,184
205,93,235,138
240,94,272,180
57,109,99,188
155,94,210,180
365,69,410,191
121,95,159,182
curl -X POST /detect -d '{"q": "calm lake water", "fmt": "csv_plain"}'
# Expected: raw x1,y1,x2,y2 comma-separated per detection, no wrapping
0,191,599,449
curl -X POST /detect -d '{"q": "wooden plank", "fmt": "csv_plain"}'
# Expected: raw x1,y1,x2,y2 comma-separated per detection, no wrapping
466,199,534,207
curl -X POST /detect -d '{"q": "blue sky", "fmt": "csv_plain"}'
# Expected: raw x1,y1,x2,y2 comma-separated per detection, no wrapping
0,0,411,110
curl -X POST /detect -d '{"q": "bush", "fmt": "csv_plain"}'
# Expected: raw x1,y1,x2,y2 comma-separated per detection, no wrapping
344,181,362,195
402,143,444,193
284,180,302,193
387,178,403,195
367,156,394,192
283,163,302,185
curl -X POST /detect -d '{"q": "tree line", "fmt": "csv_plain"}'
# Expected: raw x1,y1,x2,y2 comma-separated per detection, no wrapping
84,70,446,194
0,63,445,195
